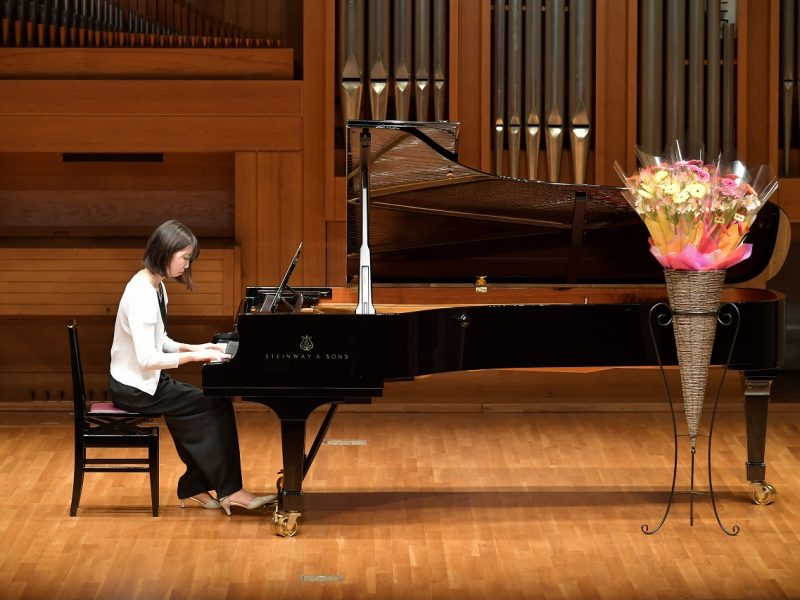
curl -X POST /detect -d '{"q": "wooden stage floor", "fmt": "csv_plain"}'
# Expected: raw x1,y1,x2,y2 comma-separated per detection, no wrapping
2,408,800,599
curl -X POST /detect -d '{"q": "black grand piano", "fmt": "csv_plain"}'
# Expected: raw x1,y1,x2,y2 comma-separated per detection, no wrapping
203,121,787,537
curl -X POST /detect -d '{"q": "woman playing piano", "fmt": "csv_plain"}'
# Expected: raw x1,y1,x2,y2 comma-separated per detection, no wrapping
107,219,274,516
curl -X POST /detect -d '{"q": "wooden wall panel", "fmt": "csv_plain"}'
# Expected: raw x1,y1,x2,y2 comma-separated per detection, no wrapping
234,152,260,288
257,151,305,285
0,115,302,153
235,150,305,289
0,152,234,237
738,0,778,168
301,0,334,285
0,81,303,116
594,0,637,182
326,220,347,287
0,49,294,79
255,152,284,287
0,247,240,317
0,315,229,403
454,0,490,171
0,80,303,152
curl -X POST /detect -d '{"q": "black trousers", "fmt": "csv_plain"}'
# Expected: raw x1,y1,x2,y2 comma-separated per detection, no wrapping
108,372,244,500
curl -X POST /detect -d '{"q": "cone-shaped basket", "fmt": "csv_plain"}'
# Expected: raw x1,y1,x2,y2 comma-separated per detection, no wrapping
664,269,726,449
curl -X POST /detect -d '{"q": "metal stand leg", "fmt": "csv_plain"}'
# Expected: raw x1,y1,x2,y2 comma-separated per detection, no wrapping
642,302,741,535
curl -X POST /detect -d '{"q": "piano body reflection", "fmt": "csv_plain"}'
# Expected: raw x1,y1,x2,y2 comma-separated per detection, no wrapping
203,121,788,537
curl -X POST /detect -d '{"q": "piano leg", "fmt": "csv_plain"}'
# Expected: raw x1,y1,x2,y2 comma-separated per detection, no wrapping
246,397,349,537
743,376,777,505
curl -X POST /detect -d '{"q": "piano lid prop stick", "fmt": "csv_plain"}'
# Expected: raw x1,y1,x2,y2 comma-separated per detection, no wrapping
706,0,720,160
568,0,592,184
524,0,543,179
506,0,522,178
356,128,376,315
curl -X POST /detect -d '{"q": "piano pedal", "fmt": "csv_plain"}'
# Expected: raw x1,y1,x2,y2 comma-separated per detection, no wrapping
276,469,284,495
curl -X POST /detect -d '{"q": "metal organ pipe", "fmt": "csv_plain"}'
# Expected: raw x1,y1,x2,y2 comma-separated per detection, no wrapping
687,0,705,158
367,0,389,120
433,0,447,121
338,0,365,124
393,0,413,121
544,0,565,182
493,0,506,175
414,0,431,120
721,19,735,156
705,0,721,160
568,0,592,184
639,0,663,156
525,0,543,181
507,0,523,178
664,0,685,148
783,0,797,175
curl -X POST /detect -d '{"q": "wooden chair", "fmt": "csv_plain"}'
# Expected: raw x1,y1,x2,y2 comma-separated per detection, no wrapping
68,320,160,516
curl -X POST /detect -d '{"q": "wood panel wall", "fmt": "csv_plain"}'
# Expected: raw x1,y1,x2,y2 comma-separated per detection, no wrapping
0,0,788,409
0,0,334,406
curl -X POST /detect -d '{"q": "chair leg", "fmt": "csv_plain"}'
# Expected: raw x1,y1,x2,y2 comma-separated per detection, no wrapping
149,437,159,517
70,451,85,517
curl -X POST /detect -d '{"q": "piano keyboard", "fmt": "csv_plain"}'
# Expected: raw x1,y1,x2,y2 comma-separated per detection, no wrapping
221,340,239,358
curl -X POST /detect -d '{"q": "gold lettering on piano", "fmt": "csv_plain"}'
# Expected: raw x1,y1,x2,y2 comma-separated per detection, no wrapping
264,353,351,361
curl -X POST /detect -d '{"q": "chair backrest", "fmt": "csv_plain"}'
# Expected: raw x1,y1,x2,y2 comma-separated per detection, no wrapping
67,320,88,434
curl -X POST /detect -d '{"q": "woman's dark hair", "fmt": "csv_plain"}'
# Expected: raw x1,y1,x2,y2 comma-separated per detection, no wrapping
143,220,199,290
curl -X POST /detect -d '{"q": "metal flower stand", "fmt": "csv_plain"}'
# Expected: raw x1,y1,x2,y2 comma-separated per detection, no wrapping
642,269,742,536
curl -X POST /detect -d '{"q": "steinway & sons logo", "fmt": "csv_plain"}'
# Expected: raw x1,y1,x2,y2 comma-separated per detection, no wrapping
264,335,351,361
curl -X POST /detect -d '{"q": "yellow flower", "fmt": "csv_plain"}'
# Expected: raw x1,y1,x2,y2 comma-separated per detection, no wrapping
654,169,669,182
661,182,680,195
687,183,706,198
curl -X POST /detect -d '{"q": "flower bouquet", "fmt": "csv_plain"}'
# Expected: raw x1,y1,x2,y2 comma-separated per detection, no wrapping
616,144,778,448
615,144,778,271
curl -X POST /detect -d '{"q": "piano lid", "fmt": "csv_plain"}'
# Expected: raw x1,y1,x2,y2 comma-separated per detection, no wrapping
346,120,786,286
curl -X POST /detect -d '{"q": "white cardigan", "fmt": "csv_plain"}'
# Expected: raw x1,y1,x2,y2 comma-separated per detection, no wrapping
110,269,181,395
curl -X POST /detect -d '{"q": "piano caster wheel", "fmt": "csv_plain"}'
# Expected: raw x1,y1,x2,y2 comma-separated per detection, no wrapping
753,481,777,505
272,511,300,537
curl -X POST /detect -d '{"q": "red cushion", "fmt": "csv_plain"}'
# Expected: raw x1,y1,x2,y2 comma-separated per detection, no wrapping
88,402,132,414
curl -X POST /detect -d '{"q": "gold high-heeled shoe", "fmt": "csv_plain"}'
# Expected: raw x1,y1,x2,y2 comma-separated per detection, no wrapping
219,494,277,516
180,495,221,509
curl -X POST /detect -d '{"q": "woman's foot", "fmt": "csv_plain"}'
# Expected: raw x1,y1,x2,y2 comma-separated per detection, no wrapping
179,491,220,509
219,488,277,516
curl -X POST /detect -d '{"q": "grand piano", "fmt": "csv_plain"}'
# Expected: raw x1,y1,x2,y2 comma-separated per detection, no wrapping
203,121,788,537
